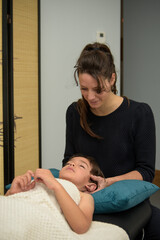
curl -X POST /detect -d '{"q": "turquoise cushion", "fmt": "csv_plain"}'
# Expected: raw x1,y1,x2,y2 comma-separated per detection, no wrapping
92,179,159,214
49,168,60,178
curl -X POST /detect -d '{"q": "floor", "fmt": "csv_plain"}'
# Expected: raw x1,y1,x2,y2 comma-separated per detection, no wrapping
150,189,160,209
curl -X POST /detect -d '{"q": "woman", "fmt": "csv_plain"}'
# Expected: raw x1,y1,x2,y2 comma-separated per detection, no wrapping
63,42,160,239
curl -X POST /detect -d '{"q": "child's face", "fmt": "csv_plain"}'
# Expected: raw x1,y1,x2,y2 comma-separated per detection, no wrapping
59,156,92,191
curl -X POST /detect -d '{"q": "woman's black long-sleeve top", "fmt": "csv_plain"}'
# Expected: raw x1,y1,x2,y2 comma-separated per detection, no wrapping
63,97,156,182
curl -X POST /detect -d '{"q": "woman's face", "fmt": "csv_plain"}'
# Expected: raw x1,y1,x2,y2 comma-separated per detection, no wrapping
79,73,114,110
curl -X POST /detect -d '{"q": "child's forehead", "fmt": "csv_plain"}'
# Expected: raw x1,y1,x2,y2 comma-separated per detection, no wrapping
69,157,91,166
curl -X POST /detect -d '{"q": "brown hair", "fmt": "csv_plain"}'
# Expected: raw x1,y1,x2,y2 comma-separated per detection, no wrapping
74,42,117,139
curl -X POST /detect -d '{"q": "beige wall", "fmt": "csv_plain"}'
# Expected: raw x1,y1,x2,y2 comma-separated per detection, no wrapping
0,0,40,194
13,0,39,176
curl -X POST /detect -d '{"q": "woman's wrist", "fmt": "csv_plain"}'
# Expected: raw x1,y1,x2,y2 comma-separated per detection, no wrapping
105,177,118,187
105,171,143,187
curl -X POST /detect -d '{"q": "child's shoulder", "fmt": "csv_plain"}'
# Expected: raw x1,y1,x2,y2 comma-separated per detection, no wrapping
80,192,94,202
79,192,94,213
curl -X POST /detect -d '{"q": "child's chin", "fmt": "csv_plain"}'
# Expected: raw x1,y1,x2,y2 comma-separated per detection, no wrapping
60,173,72,181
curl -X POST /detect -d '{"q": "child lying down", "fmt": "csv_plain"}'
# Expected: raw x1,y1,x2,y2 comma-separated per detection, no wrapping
0,154,129,240
6,154,104,234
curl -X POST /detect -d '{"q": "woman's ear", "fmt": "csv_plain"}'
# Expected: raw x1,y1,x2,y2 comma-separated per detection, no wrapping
110,73,116,86
85,183,97,193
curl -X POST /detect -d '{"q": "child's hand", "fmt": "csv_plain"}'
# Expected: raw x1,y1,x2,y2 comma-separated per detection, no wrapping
34,169,58,190
6,170,35,195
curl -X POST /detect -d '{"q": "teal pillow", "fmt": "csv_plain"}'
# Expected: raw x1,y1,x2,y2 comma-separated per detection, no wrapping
49,168,60,178
92,180,159,214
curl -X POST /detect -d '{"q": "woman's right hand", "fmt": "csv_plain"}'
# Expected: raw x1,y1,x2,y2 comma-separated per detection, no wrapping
89,175,108,193
6,170,35,196
89,175,116,193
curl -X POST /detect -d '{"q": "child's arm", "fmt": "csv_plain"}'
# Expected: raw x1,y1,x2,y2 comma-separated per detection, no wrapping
5,170,35,196
54,186,94,234
34,169,94,234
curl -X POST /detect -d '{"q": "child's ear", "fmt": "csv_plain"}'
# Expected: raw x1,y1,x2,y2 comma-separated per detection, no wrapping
85,183,97,193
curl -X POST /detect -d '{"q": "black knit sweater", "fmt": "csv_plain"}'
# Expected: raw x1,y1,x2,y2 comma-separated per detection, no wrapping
63,97,156,182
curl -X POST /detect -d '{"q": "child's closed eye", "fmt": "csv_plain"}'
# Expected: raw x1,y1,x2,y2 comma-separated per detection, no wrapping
80,165,85,169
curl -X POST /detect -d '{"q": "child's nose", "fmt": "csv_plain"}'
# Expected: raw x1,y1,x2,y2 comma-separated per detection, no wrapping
69,163,75,167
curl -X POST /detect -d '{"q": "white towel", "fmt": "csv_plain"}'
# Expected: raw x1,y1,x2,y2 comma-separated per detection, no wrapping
0,179,129,240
